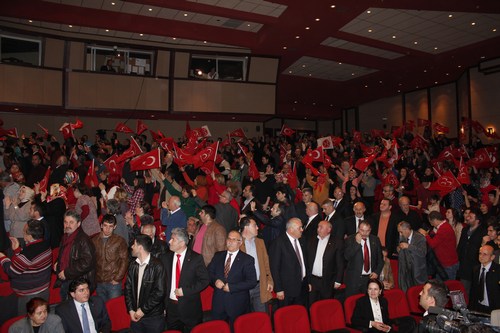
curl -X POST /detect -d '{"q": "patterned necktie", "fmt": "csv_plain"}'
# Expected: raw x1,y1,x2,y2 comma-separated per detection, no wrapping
363,238,370,272
81,303,91,333
334,200,338,208
224,253,233,278
176,254,181,289
478,267,486,302
294,239,304,278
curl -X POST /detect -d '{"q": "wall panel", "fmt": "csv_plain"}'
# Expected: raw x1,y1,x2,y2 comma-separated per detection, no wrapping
470,67,500,142
359,95,402,132
430,83,457,137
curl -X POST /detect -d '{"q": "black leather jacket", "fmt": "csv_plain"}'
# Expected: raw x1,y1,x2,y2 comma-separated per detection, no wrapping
125,255,165,318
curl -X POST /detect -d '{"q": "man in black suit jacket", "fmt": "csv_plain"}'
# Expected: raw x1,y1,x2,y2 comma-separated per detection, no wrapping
302,201,322,241
413,279,449,333
240,184,260,216
344,220,384,297
469,245,500,313
371,198,400,258
307,220,344,305
270,217,308,308
208,230,257,326
331,186,350,219
294,187,314,225
55,277,111,333
161,228,209,332
344,201,374,237
321,199,346,240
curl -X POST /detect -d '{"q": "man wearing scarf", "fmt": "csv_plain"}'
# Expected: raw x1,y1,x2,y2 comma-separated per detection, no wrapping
55,209,96,301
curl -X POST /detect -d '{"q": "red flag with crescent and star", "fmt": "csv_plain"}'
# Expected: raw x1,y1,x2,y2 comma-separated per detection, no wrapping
116,137,143,162
280,124,295,137
115,122,134,134
84,159,99,188
317,136,334,150
38,166,51,193
192,141,219,168
136,120,148,135
104,153,123,176
130,148,162,171
429,170,461,196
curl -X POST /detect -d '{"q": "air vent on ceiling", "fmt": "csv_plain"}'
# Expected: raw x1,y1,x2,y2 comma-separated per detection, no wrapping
222,19,244,28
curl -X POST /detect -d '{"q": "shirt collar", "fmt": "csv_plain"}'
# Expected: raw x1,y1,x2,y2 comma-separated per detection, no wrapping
136,254,151,266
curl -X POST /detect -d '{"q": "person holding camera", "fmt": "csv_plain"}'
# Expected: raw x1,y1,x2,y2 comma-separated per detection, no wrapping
415,279,449,333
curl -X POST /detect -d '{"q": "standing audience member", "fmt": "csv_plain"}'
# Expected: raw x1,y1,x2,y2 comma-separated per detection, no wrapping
25,153,47,188
251,201,286,248
321,199,346,240
302,201,322,241
344,220,384,297
40,183,67,248
8,297,64,333
468,245,500,313
105,198,129,243
294,187,314,225
270,218,307,307
192,205,226,266
55,210,96,301
307,220,344,304
91,214,128,302
208,230,257,327
372,198,400,258
141,223,168,259
397,221,427,291
1,171,20,234
0,219,51,319
55,277,111,333
397,196,422,231
161,228,209,332
161,195,187,242
74,184,100,236
345,201,373,237
29,201,50,244
125,234,166,333
240,217,274,312
195,190,238,233
5,185,35,247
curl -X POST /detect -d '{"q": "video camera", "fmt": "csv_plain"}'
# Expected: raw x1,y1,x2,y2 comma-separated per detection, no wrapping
425,291,496,333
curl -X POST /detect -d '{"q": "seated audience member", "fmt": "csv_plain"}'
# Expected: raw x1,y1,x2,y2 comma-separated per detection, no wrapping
56,277,111,333
8,297,64,333
379,247,394,290
416,279,449,333
0,219,52,316
91,214,128,302
351,278,415,332
468,245,500,313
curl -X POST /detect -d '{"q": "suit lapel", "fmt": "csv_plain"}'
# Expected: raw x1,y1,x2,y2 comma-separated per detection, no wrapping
70,301,84,333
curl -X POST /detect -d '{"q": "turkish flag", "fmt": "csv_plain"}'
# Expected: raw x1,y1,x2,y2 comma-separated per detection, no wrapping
190,126,212,139
410,135,428,150
130,148,162,171
237,143,249,156
199,161,220,175
220,137,231,148
392,126,404,139
384,172,400,188
435,146,455,162
71,119,84,130
417,118,431,127
229,128,246,138
116,137,143,162
331,136,343,146
136,120,148,135
467,148,495,169
429,171,461,196
302,147,324,166
248,159,259,179
38,166,51,193
360,144,378,157
172,144,194,167
115,122,134,133
158,137,175,152
149,130,165,141
355,154,377,172
104,153,123,176
433,122,449,134
59,123,74,140
317,136,334,149
457,158,471,185
192,141,219,168
280,124,295,137
84,159,99,188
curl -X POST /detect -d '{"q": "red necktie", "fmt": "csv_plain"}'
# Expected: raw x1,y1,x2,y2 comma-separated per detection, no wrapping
363,238,370,272
176,254,181,289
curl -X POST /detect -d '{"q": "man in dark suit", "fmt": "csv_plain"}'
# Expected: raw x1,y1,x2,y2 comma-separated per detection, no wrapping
55,277,111,333
372,198,400,258
269,217,307,307
161,228,209,332
344,220,384,297
294,187,314,225
240,184,260,216
208,230,257,326
344,201,374,237
397,221,427,291
321,199,345,240
469,245,500,313
307,220,344,305
331,186,350,218
414,279,449,333
302,201,322,241
161,196,187,242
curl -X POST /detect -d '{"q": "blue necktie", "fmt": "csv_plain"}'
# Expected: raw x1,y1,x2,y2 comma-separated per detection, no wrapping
81,303,91,333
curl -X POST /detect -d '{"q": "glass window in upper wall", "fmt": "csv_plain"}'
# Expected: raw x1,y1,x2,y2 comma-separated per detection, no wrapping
190,54,247,81
86,46,153,75
0,35,41,66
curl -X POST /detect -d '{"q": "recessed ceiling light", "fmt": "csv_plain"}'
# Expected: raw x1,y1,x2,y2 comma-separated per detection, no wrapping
183,13,188,17
312,102,316,105
295,35,300,39
139,33,144,36
368,29,373,33
416,86,419,89
203,41,207,43
148,8,152,11
471,22,476,26
338,62,342,65
367,10,371,14
434,81,438,84
351,73,355,76
398,83,402,86
247,24,251,27
434,47,438,50
392,35,396,39
446,73,449,76
105,29,109,32
294,101,298,104
308,74,312,76
111,2,115,5
330,104,333,107
283,46,287,50
304,117,307,120
289,71,293,74
331,5,336,8
232,117,236,120
172,37,176,40
379,80,383,84
414,41,418,45
448,14,453,18
364,85,368,88
315,18,320,22
458,65,462,68
398,90,401,93
305,27,310,30
28,20,33,23
302,64,306,68
493,28,497,32
150,115,155,118
14,108,19,111
424,69,427,73
68,25,73,28
481,56,485,59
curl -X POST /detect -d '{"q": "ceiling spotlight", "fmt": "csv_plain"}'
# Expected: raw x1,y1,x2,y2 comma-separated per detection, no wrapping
414,41,418,45
148,8,152,11
289,70,293,74
392,35,396,39
368,29,373,33
283,46,287,49
139,33,144,36
493,28,497,32
302,64,306,68
294,101,298,104
247,24,251,27
203,41,207,43
29,20,33,23
338,62,342,65
308,74,312,76
68,25,73,28
434,47,438,50
331,5,336,8
364,85,368,88
111,2,115,5
448,14,453,18
172,37,176,40
305,27,310,30
446,73,449,76
471,22,476,26
295,35,300,39
434,81,438,84
183,13,188,17
315,18,320,21
367,10,371,14
351,73,355,76
105,29,109,32
423,69,427,73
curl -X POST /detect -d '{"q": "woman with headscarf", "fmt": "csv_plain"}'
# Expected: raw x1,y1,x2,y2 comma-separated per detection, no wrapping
5,185,35,246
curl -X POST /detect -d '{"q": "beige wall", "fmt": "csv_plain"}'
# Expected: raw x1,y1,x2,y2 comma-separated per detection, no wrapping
359,95,403,132
470,67,500,142
430,83,457,137
44,38,65,68
248,57,279,83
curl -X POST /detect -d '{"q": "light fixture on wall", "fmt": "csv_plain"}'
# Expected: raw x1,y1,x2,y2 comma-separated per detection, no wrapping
487,127,494,135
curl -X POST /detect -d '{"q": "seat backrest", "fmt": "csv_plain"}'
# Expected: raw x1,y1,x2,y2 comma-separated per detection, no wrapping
390,259,399,289
191,320,231,333
49,273,61,305
444,280,468,306
310,299,346,332
234,312,272,333
344,294,364,326
384,288,410,318
274,305,310,333
200,285,214,312
105,295,130,331
0,281,13,297
1,315,25,333
406,285,425,315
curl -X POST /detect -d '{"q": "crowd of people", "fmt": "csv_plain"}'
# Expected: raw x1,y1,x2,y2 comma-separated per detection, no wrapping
0,124,499,332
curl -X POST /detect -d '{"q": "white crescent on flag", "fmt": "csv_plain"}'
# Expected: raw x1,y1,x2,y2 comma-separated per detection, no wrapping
311,150,320,160
142,156,157,167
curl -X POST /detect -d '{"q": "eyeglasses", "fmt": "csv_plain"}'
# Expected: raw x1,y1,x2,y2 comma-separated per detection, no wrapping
227,237,242,242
